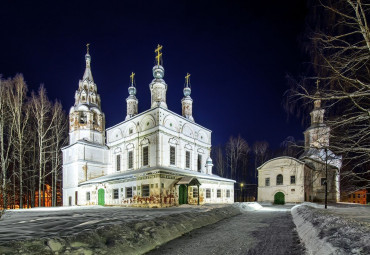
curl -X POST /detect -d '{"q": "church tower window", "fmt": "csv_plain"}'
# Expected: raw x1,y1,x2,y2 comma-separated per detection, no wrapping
197,154,202,172
128,151,133,169
185,151,191,169
142,146,149,166
170,146,176,165
116,155,121,171
277,174,283,185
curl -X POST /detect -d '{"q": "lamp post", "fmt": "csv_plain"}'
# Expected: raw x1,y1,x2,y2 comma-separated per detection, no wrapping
240,183,244,202
325,147,328,209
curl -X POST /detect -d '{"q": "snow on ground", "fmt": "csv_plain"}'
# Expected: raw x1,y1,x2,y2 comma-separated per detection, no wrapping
292,203,370,255
0,204,240,254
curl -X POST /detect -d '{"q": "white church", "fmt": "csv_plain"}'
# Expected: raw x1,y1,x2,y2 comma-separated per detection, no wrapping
62,45,235,207
257,90,342,204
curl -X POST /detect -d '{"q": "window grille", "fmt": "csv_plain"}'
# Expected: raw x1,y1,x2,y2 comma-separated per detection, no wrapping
170,146,176,165
128,151,133,169
193,187,198,198
116,155,121,171
217,189,221,198
113,189,119,199
126,187,133,198
276,174,283,185
206,189,211,198
290,175,296,184
143,146,149,166
265,178,270,186
197,154,202,172
186,151,190,168
142,185,150,197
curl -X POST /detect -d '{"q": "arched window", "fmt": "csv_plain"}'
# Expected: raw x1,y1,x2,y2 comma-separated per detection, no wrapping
276,174,283,185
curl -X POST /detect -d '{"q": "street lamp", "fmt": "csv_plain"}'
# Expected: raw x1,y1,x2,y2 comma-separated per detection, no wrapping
240,183,244,202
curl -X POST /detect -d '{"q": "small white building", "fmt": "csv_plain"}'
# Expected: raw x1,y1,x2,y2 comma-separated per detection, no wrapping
258,94,341,204
62,46,235,207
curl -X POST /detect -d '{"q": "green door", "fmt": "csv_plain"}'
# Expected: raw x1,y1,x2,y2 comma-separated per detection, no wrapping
179,184,188,205
274,192,285,205
98,189,105,206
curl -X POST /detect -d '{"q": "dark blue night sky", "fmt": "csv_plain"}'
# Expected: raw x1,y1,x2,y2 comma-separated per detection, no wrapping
0,0,308,148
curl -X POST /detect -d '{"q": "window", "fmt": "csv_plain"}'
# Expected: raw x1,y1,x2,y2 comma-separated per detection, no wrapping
142,146,149,166
116,155,121,171
265,178,270,186
358,194,361,198
197,154,202,172
186,151,191,169
276,174,283,185
353,194,355,198
226,190,230,198
217,189,221,198
206,189,211,198
128,151,133,169
193,187,198,198
161,183,164,188
170,146,176,165
86,192,90,201
129,128,133,134
142,184,150,197
126,187,133,198
290,175,296,184
321,178,326,186
113,189,119,199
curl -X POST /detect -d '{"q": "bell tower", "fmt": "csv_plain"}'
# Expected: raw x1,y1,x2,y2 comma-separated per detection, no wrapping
304,81,330,149
150,45,168,109
68,44,105,145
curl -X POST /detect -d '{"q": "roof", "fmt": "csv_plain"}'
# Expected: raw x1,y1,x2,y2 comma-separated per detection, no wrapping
176,176,201,186
257,156,305,170
79,166,235,186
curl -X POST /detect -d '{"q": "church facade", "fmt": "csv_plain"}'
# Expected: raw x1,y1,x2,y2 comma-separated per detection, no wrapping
62,46,235,207
257,93,341,203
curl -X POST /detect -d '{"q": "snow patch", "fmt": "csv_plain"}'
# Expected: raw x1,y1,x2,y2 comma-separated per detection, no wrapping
234,202,263,212
292,204,370,255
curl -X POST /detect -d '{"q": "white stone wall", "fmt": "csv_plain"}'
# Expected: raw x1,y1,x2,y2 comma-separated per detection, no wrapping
257,157,306,203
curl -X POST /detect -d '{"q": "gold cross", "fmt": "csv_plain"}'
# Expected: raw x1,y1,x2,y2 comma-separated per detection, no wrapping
130,72,135,85
185,73,191,86
86,43,90,54
155,44,163,65
315,79,320,90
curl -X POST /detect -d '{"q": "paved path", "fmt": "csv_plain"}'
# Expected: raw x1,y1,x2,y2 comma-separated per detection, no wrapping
147,205,305,255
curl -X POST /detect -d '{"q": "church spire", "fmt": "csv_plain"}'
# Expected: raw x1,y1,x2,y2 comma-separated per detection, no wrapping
149,45,168,109
182,73,194,122
68,44,105,145
83,43,94,82
126,72,138,120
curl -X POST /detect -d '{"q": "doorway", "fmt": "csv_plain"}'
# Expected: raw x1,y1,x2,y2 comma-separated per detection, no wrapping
274,192,285,204
98,189,105,206
178,184,188,205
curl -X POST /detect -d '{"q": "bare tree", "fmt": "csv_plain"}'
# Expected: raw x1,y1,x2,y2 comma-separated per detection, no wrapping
7,74,30,208
226,135,249,180
290,0,370,189
30,86,57,207
0,78,15,209
253,141,269,179
50,101,68,206
212,145,226,177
